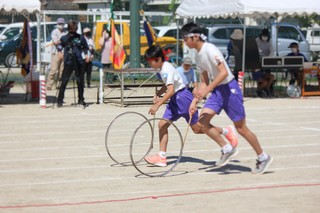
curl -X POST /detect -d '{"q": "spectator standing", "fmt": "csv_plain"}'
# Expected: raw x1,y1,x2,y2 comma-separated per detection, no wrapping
227,29,243,81
228,29,260,82
99,29,114,83
254,29,275,97
47,18,66,90
83,27,95,88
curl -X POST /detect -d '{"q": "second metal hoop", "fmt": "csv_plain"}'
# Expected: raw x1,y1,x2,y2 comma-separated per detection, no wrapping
105,111,154,166
129,117,184,177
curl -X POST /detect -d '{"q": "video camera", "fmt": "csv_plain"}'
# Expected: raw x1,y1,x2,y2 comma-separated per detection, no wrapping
65,32,82,55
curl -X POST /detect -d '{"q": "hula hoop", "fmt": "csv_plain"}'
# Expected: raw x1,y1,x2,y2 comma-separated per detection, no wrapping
105,111,154,166
129,117,184,177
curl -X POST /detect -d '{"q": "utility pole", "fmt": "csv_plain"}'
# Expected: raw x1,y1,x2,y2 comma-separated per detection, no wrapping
129,0,140,68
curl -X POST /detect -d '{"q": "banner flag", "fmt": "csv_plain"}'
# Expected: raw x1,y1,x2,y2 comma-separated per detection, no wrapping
109,19,126,70
17,19,33,77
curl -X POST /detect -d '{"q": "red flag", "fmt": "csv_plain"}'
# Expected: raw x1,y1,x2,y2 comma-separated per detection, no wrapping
109,19,126,70
17,19,33,77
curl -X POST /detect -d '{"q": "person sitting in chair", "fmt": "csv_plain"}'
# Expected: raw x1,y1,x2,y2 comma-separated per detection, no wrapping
287,42,308,86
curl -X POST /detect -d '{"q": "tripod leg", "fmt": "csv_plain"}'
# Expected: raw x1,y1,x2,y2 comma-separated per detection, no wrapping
72,72,77,107
52,80,62,109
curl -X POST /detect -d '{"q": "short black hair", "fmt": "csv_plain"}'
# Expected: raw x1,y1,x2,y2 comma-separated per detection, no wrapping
288,42,299,48
259,28,270,41
144,45,165,62
181,22,205,41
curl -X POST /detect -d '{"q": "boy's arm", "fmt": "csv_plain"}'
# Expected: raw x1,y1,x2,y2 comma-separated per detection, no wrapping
195,58,228,100
149,84,174,115
192,69,198,88
155,84,174,106
207,59,228,91
155,84,167,97
153,84,166,105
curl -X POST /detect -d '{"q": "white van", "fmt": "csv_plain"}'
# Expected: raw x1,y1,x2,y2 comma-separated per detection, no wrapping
302,27,320,61
153,26,181,39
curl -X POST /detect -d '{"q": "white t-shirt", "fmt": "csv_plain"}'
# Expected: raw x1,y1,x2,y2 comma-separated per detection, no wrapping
159,61,185,92
196,42,234,85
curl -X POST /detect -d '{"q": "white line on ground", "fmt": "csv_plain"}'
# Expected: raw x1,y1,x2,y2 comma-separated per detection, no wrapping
0,152,319,173
0,143,319,162
0,165,319,188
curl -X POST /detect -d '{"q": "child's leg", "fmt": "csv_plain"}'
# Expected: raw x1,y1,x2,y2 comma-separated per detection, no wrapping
158,119,171,152
144,119,171,167
197,109,238,167
234,118,273,174
196,108,228,147
233,118,263,155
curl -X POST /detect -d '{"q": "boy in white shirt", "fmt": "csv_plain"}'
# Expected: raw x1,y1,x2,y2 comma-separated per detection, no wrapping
182,22,272,174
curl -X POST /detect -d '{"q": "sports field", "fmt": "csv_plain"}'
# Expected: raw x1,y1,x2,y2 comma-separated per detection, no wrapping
0,85,319,212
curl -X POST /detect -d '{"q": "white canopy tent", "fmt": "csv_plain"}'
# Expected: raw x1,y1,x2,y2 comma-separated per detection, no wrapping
0,0,40,15
176,0,320,71
176,0,320,19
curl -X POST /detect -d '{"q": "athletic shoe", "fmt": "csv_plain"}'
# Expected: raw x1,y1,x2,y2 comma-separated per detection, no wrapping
215,148,239,167
252,155,273,174
144,154,167,167
225,125,239,148
78,101,88,107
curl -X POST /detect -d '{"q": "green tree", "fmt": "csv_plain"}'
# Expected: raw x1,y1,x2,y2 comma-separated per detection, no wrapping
163,0,177,25
113,0,124,11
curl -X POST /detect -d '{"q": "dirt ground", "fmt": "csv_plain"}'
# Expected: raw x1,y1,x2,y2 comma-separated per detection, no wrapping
0,80,320,213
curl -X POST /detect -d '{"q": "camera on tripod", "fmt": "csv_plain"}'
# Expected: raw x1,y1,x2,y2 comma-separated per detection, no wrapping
66,33,82,56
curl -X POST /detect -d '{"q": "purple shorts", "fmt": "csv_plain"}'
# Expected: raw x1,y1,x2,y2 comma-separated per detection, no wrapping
203,79,245,122
163,88,198,125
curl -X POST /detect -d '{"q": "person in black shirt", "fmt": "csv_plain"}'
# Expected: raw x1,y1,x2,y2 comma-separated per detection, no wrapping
56,20,89,107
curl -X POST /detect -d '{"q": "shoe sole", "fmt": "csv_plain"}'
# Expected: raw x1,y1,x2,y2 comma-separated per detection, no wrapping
215,149,239,168
253,156,273,174
144,158,167,167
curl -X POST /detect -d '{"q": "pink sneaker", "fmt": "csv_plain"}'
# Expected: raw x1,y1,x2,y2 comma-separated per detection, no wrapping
225,125,238,148
144,154,167,167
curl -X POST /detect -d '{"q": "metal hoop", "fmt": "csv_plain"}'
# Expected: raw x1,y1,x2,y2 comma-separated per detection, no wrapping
129,117,184,177
105,111,154,166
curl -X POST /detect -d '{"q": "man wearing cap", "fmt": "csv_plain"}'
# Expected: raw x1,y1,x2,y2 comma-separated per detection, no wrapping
47,18,66,90
83,28,95,88
176,57,198,93
287,42,308,85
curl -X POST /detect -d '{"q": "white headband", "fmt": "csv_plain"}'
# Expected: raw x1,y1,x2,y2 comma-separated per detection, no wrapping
184,33,207,41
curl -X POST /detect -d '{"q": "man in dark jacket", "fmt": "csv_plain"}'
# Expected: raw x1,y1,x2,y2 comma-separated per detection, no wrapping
56,20,89,107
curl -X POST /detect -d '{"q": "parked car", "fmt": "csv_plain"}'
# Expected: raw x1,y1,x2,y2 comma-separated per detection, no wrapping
153,26,181,39
0,23,56,67
0,33,36,67
0,24,7,34
302,26,320,61
205,23,310,61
